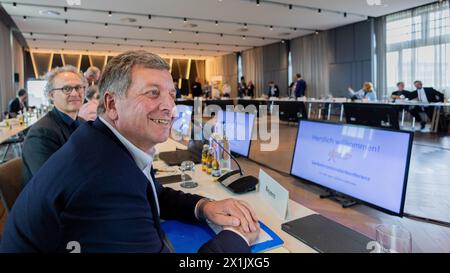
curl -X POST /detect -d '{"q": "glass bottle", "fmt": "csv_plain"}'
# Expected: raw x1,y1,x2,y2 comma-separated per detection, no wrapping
201,144,209,172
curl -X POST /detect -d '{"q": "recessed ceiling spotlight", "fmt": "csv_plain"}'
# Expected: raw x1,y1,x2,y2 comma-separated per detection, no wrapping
39,10,61,16
108,11,112,17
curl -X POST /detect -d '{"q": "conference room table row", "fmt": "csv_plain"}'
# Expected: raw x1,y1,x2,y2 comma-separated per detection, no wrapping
176,98,450,133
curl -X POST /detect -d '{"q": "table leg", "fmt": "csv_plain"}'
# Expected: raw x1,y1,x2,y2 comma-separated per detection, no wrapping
401,109,405,127
327,104,332,121
339,105,344,122
308,103,312,120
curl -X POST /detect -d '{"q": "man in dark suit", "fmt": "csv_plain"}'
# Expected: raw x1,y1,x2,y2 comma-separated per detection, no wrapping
7,89,27,118
21,65,86,184
267,81,280,98
391,82,411,101
191,77,203,98
294,73,307,98
408,80,444,130
0,50,259,253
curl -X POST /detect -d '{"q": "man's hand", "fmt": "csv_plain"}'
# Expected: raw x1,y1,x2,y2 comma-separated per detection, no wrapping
202,198,258,233
225,221,260,245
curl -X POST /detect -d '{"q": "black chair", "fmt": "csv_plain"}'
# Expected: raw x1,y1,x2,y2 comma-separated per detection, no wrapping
0,157,23,212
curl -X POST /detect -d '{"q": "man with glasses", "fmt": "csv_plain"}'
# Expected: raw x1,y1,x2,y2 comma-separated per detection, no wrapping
21,65,87,184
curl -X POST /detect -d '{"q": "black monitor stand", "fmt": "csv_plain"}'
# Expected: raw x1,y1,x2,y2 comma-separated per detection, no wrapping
320,190,359,208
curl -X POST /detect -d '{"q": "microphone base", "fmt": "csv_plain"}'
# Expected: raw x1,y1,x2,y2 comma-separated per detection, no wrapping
218,170,259,194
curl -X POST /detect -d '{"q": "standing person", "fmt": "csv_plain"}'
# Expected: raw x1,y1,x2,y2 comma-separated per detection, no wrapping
408,80,444,130
21,65,86,184
294,73,307,98
78,85,100,121
173,79,181,99
84,66,101,87
191,77,203,98
7,89,28,118
0,50,260,253
267,81,280,98
238,77,247,98
246,81,255,98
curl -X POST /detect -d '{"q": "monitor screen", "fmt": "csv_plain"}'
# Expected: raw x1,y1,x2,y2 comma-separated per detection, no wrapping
215,110,256,157
27,80,49,107
290,120,413,216
172,105,193,136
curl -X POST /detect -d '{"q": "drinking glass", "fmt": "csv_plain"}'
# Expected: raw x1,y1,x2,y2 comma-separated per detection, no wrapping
374,224,412,253
179,160,198,188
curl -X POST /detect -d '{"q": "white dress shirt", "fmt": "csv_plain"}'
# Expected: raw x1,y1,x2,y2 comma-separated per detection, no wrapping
418,88,429,103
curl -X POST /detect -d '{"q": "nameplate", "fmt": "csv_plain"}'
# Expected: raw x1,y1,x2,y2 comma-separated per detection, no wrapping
258,169,289,219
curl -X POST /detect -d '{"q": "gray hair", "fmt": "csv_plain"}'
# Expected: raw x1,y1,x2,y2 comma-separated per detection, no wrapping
85,85,99,101
43,65,86,99
84,66,101,79
97,50,170,114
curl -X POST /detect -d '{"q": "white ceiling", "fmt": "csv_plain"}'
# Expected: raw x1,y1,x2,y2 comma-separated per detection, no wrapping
1,0,436,59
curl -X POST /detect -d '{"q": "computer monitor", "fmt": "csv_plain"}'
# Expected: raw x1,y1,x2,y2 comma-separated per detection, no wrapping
273,101,308,122
215,110,256,158
290,120,413,216
344,103,401,130
172,105,193,136
27,80,49,107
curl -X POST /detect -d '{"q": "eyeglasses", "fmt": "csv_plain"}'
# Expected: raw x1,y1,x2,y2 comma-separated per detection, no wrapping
51,85,86,94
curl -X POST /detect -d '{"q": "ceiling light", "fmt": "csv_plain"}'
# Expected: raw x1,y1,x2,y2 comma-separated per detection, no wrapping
269,25,273,30
138,26,142,30
256,0,260,6
40,10,61,16
289,4,292,10
184,18,187,23
108,11,112,17
215,20,218,26
244,23,248,29
13,2,17,8
148,14,152,20
95,36,99,39
220,33,223,37
281,40,285,44
344,12,347,17
64,7,67,12
104,23,108,28
23,16,27,21
65,19,68,24
318,9,322,14
242,35,246,40
168,29,172,34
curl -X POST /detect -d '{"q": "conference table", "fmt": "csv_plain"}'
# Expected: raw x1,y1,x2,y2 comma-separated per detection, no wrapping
0,114,40,144
177,97,450,133
154,138,320,253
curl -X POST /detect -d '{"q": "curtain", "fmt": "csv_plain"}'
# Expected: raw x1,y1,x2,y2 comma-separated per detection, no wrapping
194,60,206,84
0,21,14,116
206,53,237,97
375,16,387,98
291,32,330,98
385,1,450,97
242,47,264,97
13,37,24,90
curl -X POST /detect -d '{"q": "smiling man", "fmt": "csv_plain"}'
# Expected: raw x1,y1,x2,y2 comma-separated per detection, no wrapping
0,51,259,253
21,65,86,184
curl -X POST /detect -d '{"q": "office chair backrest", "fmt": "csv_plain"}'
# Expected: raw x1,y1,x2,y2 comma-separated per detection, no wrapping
0,157,23,212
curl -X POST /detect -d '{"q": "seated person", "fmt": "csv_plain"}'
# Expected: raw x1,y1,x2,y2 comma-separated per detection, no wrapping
222,82,231,98
78,85,100,121
267,81,280,98
246,81,255,98
0,50,259,253
211,85,221,99
173,80,181,99
348,82,377,102
408,80,444,130
21,65,86,184
391,82,411,101
8,89,28,118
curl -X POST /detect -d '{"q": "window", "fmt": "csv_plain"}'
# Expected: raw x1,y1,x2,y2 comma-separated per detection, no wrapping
385,1,450,95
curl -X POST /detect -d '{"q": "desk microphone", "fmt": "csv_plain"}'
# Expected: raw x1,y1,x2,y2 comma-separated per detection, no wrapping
209,134,258,194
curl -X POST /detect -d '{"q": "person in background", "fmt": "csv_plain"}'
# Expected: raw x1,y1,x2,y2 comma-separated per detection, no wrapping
173,79,181,99
84,66,101,87
267,81,280,98
348,82,377,102
222,82,231,98
288,80,296,98
294,73,307,98
391,82,411,101
408,80,444,131
211,83,221,99
78,85,100,121
0,50,260,253
246,81,255,98
21,65,86,184
191,77,203,98
8,89,28,118
238,76,247,98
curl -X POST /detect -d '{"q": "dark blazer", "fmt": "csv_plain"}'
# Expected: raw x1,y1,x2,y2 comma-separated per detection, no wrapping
21,108,76,184
7,97,23,117
191,82,203,97
407,88,444,103
246,84,255,98
268,85,280,98
0,118,249,253
295,79,307,97
391,90,411,97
